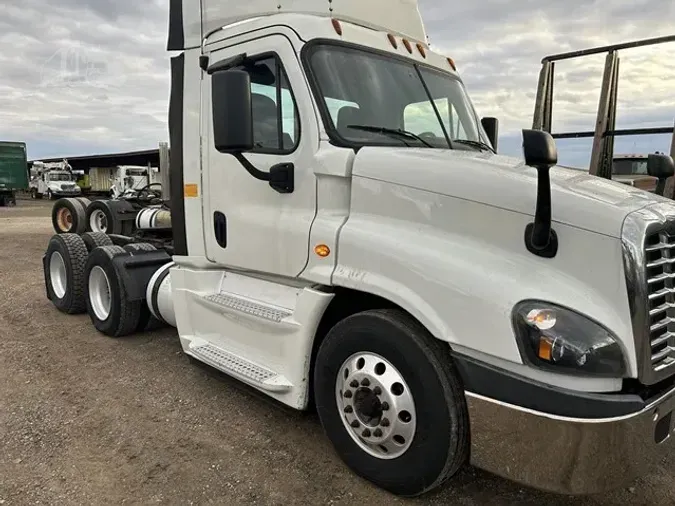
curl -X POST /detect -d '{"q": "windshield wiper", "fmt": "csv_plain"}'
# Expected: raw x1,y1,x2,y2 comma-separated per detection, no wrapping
346,125,435,148
453,139,496,153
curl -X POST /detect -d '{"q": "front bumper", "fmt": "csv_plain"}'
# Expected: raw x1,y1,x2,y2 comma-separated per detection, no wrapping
466,381,675,495
54,191,81,197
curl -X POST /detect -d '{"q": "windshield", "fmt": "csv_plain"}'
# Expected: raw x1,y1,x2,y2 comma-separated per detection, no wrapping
125,168,147,177
50,173,72,181
613,158,649,176
306,43,492,150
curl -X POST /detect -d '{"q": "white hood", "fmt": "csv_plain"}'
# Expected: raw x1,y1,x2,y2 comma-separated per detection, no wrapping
351,147,667,238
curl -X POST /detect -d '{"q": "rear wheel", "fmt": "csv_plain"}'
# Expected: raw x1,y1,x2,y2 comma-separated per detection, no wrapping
52,198,87,234
85,245,142,337
87,204,112,234
81,232,114,252
314,309,470,497
44,234,89,314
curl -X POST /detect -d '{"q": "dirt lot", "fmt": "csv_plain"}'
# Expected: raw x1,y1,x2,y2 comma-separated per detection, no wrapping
1,199,673,505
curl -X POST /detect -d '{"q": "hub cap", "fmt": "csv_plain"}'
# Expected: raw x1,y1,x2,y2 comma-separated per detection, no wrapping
89,266,112,321
336,352,417,459
56,207,73,232
89,209,108,233
49,252,67,299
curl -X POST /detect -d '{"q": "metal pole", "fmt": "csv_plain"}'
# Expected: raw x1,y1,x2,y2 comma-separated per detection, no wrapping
600,56,620,180
532,62,551,130
159,141,171,201
589,51,617,177
542,34,675,63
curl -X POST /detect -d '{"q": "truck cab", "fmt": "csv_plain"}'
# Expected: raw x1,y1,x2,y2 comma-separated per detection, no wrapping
613,153,659,192
44,0,675,497
110,165,151,198
30,163,82,200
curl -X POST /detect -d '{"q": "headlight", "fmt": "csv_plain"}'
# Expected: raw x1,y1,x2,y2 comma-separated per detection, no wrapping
512,301,626,377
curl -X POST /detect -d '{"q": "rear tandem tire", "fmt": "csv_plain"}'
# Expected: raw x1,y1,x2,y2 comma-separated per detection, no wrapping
52,198,87,234
44,234,89,314
313,309,470,497
81,232,114,253
84,245,143,338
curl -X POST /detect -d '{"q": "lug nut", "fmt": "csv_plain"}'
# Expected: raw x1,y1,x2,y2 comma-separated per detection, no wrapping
362,429,371,438
361,378,371,387
373,386,382,395
350,380,359,388
351,420,360,428
344,405,353,414
373,429,383,438
381,418,390,427
344,390,353,399
381,402,389,411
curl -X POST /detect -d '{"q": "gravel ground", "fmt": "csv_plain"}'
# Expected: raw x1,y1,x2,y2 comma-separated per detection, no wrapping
1,198,673,505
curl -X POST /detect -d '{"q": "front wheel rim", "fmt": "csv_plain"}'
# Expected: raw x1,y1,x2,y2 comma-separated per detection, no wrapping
49,252,68,299
89,209,108,233
335,352,417,460
89,266,112,321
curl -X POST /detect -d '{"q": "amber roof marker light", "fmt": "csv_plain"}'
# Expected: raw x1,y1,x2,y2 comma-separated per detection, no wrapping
332,18,343,36
387,34,398,49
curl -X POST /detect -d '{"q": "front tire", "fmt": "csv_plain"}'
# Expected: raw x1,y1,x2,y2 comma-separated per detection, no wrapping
314,309,470,497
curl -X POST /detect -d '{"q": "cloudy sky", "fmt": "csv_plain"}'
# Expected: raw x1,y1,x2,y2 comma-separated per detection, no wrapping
0,0,673,167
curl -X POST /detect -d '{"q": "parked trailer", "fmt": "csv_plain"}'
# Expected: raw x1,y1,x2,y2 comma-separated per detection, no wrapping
0,141,28,206
43,0,675,497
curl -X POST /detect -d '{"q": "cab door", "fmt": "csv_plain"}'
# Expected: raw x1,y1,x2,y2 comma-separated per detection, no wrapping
202,34,318,278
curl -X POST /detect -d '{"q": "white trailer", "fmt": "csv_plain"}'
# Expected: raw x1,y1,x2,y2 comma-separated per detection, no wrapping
42,0,675,497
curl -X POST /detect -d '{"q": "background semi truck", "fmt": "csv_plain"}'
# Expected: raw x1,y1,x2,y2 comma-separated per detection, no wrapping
0,141,28,206
41,0,675,497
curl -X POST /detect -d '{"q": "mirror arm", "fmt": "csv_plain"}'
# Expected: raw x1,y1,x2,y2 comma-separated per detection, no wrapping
525,165,558,258
232,153,295,194
233,152,270,182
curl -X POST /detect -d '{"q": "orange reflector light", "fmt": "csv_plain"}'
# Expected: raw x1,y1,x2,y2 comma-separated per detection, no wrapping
447,57,457,71
315,244,331,258
332,18,343,36
416,43,427,58
387,34,398,49
402,38,413,54
538,338,553,362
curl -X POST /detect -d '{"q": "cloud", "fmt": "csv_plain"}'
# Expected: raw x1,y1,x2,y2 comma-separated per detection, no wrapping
0,0,673,166
0,0,170,159
419,0,675,165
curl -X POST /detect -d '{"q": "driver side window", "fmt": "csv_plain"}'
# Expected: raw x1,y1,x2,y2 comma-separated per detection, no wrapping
232,55,300,154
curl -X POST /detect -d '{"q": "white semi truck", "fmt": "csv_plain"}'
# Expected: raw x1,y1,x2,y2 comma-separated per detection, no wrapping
42,0,675,497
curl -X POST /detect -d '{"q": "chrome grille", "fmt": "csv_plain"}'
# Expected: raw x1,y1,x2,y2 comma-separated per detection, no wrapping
644,231,675,371
622,203,675,385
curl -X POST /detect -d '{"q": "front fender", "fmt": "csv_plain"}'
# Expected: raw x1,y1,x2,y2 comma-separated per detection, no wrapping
334,177,637,377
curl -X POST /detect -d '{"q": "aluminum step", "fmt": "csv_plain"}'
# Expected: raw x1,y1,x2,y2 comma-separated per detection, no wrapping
190,342,292,393
200,293,293,323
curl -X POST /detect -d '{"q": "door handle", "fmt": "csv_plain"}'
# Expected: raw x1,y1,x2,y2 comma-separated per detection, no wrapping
214,211,227,249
